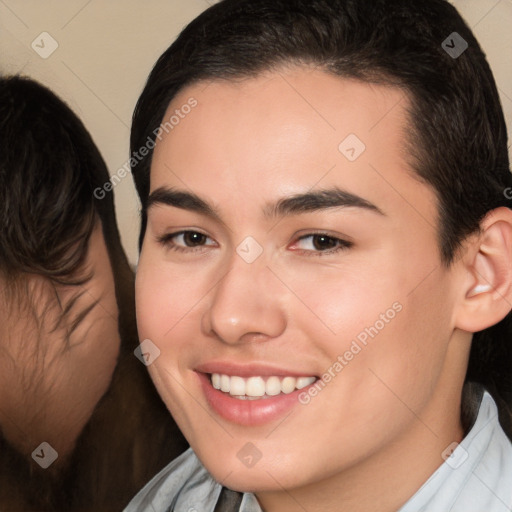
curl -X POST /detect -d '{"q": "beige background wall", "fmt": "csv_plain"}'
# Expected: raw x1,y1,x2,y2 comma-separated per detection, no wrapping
1,0,511,265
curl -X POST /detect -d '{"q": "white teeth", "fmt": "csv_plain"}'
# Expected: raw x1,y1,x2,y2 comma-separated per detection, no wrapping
220,374,230,393
212,373,221,390
210,373,316,398
296,376,315,389
265,376,281,396
246,376,266,397
281,376,296,394
230,376,246,396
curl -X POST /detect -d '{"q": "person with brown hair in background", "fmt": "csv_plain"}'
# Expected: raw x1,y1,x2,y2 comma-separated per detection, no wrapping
0,75,188,511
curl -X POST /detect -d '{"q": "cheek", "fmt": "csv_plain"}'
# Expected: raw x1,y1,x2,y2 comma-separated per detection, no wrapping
285,255,452,401
135,257,195,419
135,255,197,342
279,255,400,341
135,266,160,340
343,274,453,414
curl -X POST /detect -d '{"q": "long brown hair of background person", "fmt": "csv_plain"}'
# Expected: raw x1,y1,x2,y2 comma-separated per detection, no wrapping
0,75,188,511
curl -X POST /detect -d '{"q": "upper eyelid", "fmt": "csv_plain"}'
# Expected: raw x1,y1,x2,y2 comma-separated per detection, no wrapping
295,229,353,242
167,230,215,241
158,230,217,249
291,233,353,252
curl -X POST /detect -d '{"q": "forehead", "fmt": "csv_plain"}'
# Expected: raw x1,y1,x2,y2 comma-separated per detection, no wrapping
150,67,434,224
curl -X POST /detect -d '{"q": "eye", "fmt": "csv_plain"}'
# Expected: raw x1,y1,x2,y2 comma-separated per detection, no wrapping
156,230,351,257
291,233,352,256
157,230,216,253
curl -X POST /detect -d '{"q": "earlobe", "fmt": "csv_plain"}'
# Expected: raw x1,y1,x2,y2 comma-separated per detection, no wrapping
455,207,512,332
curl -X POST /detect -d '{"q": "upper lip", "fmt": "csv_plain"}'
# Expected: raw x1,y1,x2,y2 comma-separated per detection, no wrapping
195,361,318,378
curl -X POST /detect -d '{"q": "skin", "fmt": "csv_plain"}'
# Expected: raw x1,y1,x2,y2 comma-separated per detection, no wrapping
0,221,120,460
135,67,511,512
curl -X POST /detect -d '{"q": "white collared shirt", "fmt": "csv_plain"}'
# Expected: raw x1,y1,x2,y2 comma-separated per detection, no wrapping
125,389,512,512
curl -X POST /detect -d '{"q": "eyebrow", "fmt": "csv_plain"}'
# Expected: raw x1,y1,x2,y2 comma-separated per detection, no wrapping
146,186,384,222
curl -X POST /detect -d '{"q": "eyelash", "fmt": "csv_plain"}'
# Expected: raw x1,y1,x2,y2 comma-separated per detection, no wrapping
157,230,353,257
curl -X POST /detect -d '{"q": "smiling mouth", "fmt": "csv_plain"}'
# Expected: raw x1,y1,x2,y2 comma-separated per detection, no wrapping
210,373,317,400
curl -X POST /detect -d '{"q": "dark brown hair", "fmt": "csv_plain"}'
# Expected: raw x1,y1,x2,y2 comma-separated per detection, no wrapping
0,76,187,510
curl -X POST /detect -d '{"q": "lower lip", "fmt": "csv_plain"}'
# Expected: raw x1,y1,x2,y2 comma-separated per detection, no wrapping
197,372,315,426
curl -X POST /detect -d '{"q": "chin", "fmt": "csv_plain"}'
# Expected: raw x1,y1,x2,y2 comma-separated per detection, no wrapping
223,471,289,494
202,453,306,493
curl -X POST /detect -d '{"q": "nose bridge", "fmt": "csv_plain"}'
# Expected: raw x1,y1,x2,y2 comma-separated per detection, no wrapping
203,248,286,344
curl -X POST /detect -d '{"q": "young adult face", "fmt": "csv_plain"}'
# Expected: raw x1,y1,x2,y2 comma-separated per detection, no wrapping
136,67,474,509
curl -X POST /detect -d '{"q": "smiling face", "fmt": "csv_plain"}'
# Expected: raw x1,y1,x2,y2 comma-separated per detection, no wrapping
135,67,472,506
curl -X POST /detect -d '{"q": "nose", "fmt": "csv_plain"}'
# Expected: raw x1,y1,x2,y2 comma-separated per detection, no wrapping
201,252,287,345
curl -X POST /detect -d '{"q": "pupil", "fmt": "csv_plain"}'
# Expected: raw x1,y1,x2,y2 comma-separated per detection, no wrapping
313,235,336,250
185,232,204,246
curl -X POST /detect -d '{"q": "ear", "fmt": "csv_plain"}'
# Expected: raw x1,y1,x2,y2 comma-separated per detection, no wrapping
454,207,512,333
